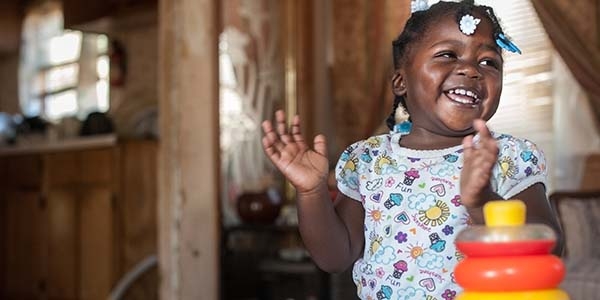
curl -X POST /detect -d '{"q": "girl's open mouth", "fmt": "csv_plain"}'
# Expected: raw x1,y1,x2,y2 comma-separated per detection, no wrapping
445,88,481,106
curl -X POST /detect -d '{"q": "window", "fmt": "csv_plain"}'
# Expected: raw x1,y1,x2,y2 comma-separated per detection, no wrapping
475,0,556,191
19,1,109,122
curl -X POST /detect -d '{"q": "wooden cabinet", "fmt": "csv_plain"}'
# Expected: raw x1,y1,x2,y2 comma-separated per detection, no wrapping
0,155,44,299
46,188,79,299
1,190,46,299
0,138,157,300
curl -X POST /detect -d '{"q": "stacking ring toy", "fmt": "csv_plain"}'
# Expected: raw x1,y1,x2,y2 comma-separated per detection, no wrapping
454,200,570,299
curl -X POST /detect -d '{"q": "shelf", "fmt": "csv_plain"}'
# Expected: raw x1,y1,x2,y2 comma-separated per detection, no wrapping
0,134,117,156
224,224,299,233
259,258,318,274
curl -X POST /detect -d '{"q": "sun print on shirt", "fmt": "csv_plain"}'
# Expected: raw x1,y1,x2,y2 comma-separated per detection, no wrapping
367,206,385,224
499,155,518,179
405,242,426,262
418,200,450,226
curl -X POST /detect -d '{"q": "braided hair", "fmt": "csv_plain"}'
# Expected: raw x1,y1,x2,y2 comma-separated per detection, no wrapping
386,0,508,131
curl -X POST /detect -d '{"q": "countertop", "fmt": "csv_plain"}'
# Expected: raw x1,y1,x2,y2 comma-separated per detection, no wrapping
0,134,117,156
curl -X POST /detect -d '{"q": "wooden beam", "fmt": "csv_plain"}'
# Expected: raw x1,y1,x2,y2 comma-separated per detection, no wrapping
157,0,220,299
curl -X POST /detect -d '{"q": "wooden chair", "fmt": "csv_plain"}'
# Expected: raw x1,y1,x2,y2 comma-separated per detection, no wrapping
549,190,600,300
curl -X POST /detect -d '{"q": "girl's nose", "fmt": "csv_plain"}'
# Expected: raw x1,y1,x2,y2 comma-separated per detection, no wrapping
456,61,482,79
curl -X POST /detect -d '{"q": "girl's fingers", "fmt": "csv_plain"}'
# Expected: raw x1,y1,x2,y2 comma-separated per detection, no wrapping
473,119,491,139
263,111,317,167
290,115,301,135
291,115,309,148
291,123,304,143
262,120,277,138
275,110,288,136
462,135,474,158
472,119,498,156
275,110,302,144
463,125,497,180
262,136,280,160
313,134,328,156
262,120,279,144
262,119,287,154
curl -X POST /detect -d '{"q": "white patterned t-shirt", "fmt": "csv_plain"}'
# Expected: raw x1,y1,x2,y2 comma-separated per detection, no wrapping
335,131,547,300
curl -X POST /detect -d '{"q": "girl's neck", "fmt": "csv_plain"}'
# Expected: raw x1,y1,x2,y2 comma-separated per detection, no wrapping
398,127,469,150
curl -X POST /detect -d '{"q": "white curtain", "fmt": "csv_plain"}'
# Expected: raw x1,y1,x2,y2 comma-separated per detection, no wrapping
76,33,104,119
19,1,63,117
552,53,600,191
19,1,106,121
219,0,285,226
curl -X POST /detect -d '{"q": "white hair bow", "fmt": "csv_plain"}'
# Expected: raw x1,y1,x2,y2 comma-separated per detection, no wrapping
411,0,430,13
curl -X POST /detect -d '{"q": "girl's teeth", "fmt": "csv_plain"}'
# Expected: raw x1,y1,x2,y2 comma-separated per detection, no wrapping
446,88,481,105
449,89,478,100
453,97,472,104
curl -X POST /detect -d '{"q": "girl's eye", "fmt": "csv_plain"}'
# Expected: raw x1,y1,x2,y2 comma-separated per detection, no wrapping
480,59,501,69
435,51,456,59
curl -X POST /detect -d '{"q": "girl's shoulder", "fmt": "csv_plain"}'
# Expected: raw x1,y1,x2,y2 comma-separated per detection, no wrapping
339,132,543,161
341,133,394,156
489,132,547,198
491,132,544,156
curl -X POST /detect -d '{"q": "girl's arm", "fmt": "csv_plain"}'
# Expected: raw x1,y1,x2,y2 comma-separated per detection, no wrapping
261,110,364,272
466,183,564,256
296,184,365,273
509,183,564,256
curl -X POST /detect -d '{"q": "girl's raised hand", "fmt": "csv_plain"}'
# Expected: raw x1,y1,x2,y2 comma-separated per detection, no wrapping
460,119,499,208
261,110,329,194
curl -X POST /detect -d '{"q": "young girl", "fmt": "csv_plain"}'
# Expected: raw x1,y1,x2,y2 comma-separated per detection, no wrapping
261,1,564,299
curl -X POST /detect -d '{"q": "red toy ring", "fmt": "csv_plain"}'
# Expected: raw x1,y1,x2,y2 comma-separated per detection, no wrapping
456,240,555,257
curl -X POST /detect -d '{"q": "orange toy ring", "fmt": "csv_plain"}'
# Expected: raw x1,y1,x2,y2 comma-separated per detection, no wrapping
455,255,565,291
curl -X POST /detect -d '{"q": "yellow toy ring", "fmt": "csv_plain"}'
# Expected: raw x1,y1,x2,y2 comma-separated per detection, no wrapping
457,289,570,300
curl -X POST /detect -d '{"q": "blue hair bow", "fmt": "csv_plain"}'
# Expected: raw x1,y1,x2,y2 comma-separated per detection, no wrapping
496,33,522,54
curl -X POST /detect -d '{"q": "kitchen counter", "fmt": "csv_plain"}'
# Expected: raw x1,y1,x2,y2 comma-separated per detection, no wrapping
0,134,117,156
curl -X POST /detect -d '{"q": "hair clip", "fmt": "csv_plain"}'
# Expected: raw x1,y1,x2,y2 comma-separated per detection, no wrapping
393,121,412,135
459,14,481,36
495,33,522,54
411,0,430,13
394,103,410,123
393,104,411,135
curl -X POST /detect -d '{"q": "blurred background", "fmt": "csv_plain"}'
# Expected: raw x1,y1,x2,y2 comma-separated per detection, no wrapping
0,0,598,299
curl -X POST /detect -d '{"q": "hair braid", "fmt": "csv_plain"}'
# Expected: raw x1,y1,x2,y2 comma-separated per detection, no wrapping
481,5,507,38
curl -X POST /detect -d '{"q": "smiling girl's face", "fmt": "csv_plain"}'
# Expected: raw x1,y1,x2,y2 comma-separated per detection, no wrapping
396,11,503,138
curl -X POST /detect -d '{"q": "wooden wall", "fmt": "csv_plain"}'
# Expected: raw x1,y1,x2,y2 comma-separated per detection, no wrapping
330,0,411,154
0,1,22,56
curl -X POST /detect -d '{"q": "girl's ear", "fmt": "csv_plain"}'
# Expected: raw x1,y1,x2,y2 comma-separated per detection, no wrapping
392,71,407,96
